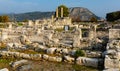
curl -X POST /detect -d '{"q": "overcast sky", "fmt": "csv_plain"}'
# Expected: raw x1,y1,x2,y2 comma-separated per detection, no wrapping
0,0,120,18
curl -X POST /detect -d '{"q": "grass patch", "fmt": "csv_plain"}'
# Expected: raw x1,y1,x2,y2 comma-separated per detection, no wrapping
72,64,98,71
0,57,16,69
55,28,64,32
69,27,75,31
17,22,23,26
17,50,39,54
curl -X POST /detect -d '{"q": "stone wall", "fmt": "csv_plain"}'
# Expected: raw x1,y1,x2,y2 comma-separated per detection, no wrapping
103,40,120,70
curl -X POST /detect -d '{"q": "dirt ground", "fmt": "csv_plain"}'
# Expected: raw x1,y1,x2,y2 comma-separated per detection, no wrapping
28,60,98,71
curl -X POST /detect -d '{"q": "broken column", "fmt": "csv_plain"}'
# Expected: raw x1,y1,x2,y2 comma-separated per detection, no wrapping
8,24,12,29
35,20,39,25
1,30,8,41
89,30,94,40
79,28,82,39
28,20,33,26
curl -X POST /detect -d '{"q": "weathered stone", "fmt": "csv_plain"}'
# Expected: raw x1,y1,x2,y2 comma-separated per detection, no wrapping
56,57,62,62
0,68,9,71
46,48,56,54
32,54,41,60
104,57,120,69
76,57,99,68
55,48,62,53
10,60,28,68
43,54,49,60
19,35,32,44
69,50,76,56
7,43,14,48
17,64,32,71
103,68,119,71
48,56,57,62
52,38,59,43
64,56,74,63
62,49,68,54
22,54,30,59
73,36,80,47
38,45,46,50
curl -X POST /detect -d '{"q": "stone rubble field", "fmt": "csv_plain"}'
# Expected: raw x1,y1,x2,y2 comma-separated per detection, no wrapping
0,21,119,71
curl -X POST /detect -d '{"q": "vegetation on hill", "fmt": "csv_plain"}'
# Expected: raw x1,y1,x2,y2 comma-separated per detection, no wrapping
106,11,120,21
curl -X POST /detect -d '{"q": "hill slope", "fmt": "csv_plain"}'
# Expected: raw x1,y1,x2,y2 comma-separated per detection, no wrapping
69,7,99,21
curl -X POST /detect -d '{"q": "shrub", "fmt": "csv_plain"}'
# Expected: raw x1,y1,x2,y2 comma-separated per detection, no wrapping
74,50,85,58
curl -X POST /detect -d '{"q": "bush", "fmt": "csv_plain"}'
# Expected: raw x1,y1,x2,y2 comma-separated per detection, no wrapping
74,50,85,58
17,22,23,26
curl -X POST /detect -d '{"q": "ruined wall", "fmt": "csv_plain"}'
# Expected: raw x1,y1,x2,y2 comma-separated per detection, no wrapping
109,29,120,40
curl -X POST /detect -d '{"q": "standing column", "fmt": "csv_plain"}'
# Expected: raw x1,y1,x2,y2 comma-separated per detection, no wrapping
94,25,97,42
56,8,58,18
61,7,63,17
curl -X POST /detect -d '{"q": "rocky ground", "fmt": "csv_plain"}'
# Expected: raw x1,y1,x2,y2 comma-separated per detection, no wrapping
0,58,98,71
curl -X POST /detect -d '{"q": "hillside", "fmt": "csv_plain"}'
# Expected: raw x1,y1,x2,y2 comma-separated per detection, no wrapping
8,12,55,21
1,7,100,22
69,7,99,21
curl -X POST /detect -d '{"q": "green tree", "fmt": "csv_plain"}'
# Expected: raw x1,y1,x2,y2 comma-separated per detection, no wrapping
2,15,10,22
90,17,97,22
106,11,120,21
0,15,10,22
56,5,69,17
